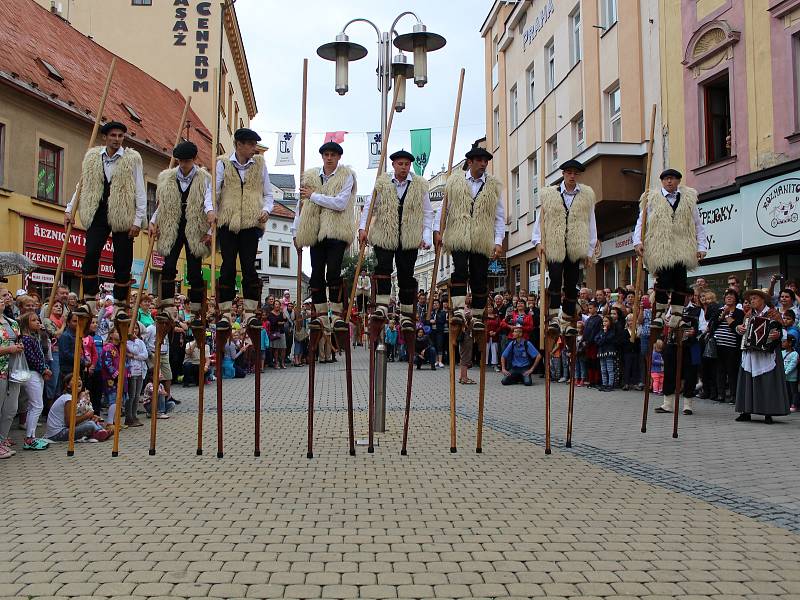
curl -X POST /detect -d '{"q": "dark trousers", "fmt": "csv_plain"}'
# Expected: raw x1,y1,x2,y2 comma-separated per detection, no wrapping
701,356,718,398
716,345,740,400
374,246,418,305
82,203,133,299
547,259,580,315
451,251,489,310
623,351,640,386
663,341,698,397
414,346,436,368
309,238,348,305
218,226,261,303
502,366,533,386
161,217,205,304
654,263,689,306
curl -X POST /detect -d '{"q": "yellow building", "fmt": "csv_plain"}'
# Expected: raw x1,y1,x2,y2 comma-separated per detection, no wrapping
0,0,217,298
481,0,662,293
32,0,256,153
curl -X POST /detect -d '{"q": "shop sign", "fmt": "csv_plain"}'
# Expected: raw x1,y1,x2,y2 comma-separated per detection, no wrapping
152,253,165,269
172,0,212,93
741,173,800,248
23,217,114,275
522,0,555,50
131,259,150,290
30,272,54,284
697,195,742,259
600,231,634,259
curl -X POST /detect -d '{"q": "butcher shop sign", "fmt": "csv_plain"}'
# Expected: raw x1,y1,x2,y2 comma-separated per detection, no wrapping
742,173,800,248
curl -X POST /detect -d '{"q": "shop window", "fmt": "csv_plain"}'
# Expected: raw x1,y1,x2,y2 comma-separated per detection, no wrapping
281,245,290,269
37,140,62,204
755,255,780,290
702,73,731,164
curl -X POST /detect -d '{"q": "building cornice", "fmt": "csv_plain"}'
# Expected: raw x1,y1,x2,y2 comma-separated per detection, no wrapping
544,141,647,184
225,3,257,119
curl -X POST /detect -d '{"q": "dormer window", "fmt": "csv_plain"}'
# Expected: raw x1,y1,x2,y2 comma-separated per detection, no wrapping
38,58,63,82
123,103,142,123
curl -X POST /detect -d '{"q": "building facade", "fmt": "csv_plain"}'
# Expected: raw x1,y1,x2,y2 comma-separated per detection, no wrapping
0,0,216,298
33,0,256,153
256,198,299,301
481,0,663,295
658,0,800,292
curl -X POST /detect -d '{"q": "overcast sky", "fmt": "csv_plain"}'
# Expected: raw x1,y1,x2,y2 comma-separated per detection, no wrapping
238,0,489,189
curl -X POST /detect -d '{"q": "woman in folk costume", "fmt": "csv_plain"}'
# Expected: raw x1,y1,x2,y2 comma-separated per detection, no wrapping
293,141,357,332
215,128,274,331
358,149,433,332
532,159,597,335
634,169,707,331
65,121,146,322
734,289,790,423
433,145,505,333
148,141,214,327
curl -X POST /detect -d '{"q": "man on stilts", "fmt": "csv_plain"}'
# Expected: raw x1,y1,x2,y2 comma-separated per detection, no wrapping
149,141,214,326
65,121,146,321
532,159,597,336
215,128,273,331
634,168,707,417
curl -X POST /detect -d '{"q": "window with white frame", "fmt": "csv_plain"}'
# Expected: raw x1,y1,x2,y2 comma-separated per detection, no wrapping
602,0,617,30
574,115,585,152
492,36,499,89
509,85,519,129
529,153,539,215
526,64,535,112
545,39,555,91
512,169,520,219
608,85,621,142
570,6,582,65
549,137,558,170
493,106,500,146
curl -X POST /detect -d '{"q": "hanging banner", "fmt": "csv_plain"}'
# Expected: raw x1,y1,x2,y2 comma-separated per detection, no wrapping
410,128,431,176
367,131,381,169
275,132,296,166
323,131,347,144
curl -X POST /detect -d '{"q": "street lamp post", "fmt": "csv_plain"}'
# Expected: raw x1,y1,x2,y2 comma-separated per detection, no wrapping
316,12,446,173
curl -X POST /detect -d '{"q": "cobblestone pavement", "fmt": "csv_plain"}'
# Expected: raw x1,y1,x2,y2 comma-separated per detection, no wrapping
3,349,800,599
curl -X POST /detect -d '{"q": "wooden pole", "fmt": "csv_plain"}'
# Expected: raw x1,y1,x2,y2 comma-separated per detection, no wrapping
295,59,308,313
48,57,117,318
632,104,658,340
538,103,547,349
129,95,192,325
210,68,220,304
110,319,129,457
427,68,465,317
65,317,87,456
344,82,402,324
148,322,170,455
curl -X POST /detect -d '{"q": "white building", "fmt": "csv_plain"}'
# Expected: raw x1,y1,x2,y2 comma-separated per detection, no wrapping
257,191,299,301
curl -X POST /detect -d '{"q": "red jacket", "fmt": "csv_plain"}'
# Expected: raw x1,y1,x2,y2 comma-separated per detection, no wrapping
504,311,534,340
485,316,502,342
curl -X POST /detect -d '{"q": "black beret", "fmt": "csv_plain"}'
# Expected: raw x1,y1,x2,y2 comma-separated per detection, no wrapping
465,145,493,161
660,168,683,180
319,141,344,155
559,159,585,172
100,121,127,135
389,149,414,161
172,141,198,160
234,128,261,142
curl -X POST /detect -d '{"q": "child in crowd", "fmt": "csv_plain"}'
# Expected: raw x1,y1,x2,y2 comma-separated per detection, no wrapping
384,320,398,362
125,323,147,428
550,335,565,383
484,305,501,369
574,320,587,387
621,314,640,391
18,312,52,450
101,328,126,422
83,316,104,414
142,381,174,419
783,310,799,351
651,338,665,395
596,316,617,391
44,374,112,442
782,334,798,412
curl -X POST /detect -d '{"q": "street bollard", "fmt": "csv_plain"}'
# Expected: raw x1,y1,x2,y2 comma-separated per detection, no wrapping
374,342,387,433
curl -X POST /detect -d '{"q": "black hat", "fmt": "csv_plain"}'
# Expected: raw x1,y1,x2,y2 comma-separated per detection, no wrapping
319,141,344,155
233,128,261,142
389,149,414,162
100,121,127,135
465,145,493,161
559,159,585,172
660,168,683,180
172,141,198,160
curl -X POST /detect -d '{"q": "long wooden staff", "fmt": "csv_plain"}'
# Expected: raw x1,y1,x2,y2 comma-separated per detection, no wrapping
129,95,192,325
632,103,658,340
427,68,465,317
49,57,117,318
538,104,551,455
295,59,308,317
210,68,220,305
344,82,401,324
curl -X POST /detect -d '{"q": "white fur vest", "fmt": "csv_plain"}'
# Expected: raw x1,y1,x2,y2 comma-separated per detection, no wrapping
154,167,211,259
641,186,699,273
539,185,595,263
442,172,501,258
78,146,140,232
368,173,428,251
216,154,265,233
296,166,357,247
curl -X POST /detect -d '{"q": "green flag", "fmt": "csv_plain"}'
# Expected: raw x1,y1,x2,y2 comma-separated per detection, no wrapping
410,128,431,176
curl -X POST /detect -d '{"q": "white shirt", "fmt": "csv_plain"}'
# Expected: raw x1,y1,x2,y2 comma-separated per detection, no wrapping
358,172,434,246
149,165,213,224
433,170,506,246
66,147,147,228
633,187,708,251
291,165,355,236
215,151,274,215
531,182,598,257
